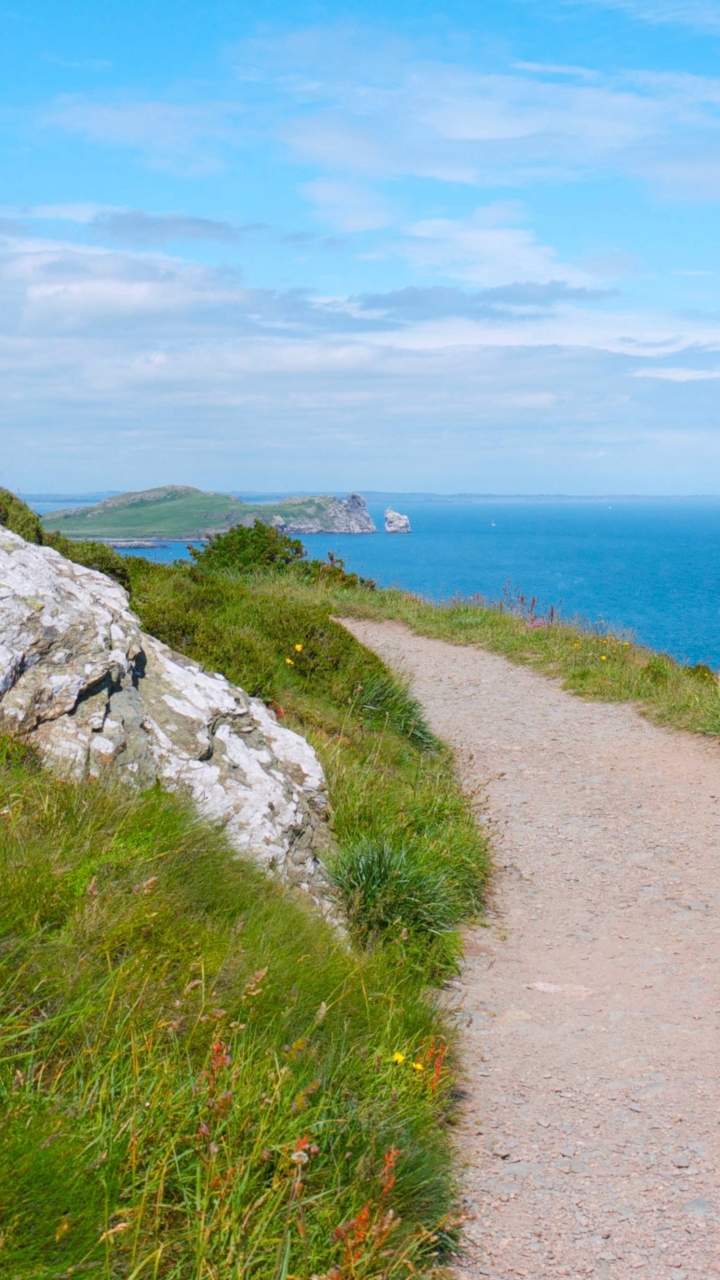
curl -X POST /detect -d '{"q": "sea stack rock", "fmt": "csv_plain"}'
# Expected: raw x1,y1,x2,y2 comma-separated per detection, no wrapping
384,507,411,534
0,527,337,918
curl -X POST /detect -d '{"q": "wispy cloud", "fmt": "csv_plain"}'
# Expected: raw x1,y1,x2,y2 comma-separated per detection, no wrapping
3,229,720,490
91,210,244,246
40,97,246,172
401,206,592,287
233,33,720,204
302,180,392,232
565,0,720,30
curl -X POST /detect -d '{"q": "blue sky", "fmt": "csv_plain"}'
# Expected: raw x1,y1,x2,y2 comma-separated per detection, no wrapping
3,1,720,493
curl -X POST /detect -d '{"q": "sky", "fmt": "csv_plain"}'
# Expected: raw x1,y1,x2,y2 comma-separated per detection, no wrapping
3,2,720,494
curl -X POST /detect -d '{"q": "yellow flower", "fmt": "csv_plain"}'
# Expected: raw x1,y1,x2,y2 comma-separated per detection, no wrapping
600,655,607,661
285,658,294,666
392,1052,406,1065
294,643,303,652
411,1061,425,1072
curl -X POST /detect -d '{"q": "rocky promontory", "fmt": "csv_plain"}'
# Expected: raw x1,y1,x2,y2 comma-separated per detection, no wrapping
273,493,376,535
0,527,336,916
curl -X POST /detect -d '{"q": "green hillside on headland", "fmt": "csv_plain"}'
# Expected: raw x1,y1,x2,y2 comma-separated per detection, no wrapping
42,485,377,541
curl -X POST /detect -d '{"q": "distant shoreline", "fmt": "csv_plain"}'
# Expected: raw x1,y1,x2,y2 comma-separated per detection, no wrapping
24,492,720,507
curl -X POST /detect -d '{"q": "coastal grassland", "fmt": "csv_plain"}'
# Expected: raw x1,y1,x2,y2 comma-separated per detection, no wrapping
332,586,720,736
127,559,488,971
0,499,491,1278
130,546,720,739
0,739,458,1279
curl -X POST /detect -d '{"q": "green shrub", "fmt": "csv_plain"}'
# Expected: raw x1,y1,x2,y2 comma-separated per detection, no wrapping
124,562,488,966
128,562,436,748
189,520,304,571
0,488,44,543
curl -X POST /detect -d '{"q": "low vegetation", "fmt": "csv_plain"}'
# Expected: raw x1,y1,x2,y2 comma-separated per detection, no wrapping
0,504,489,1277
11,491,715,1277
335,586,720,737
0,741,458,1278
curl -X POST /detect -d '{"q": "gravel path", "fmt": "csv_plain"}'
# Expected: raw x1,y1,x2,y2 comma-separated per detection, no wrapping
340,619,720,1280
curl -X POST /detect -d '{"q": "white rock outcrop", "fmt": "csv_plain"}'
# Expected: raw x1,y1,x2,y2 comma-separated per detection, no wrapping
384,508,411,534
0,528,335,916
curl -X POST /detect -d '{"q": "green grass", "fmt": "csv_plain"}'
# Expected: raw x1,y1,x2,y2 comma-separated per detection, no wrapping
126,560,486,970
315,583,720,738
0,741,459,1279
0,508,490,1278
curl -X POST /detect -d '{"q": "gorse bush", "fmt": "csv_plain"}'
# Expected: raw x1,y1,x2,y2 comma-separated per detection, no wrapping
0,748,457,1278
0,487,44,544
189,520,305,571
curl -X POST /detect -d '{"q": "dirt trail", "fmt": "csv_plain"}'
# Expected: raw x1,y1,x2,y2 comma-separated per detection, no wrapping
341,619,720,1280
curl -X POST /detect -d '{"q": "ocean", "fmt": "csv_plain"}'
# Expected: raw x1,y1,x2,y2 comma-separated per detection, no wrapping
30,496,720,667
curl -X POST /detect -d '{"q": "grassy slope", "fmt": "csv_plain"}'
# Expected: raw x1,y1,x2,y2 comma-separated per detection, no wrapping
127,561,487,971
0,745,455,1279
42,490,348,541
0,546,489,1278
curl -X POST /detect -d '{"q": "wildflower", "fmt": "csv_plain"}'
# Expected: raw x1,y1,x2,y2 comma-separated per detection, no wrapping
391,1052,405,1064
285,657,294,666
411,1061,424,1072
294,643,303,652
600,655,607,661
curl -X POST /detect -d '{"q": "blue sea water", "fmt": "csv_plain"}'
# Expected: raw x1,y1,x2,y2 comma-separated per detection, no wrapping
30,497,720,667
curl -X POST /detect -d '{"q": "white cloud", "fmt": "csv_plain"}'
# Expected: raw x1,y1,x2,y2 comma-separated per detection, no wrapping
633,366,720,380
234,34,720,199
402,206,591,287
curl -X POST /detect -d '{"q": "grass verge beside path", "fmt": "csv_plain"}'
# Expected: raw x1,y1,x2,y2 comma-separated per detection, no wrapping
127,560,489,975
328,585,720,738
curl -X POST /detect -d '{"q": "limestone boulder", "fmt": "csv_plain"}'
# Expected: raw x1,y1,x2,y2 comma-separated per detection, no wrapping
0,528,336,916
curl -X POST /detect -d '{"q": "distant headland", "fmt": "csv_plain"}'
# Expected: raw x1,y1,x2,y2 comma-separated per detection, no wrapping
42,486,377,542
